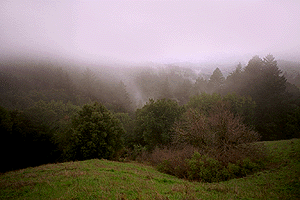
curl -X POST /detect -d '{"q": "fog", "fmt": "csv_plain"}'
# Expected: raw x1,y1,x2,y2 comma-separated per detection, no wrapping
1,1,300,175
1,0,300,64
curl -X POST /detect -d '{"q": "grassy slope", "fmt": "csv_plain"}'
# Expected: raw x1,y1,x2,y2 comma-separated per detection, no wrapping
0,139,299,200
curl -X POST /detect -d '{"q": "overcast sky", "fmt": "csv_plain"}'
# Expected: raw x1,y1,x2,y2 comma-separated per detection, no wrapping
1,0,300,64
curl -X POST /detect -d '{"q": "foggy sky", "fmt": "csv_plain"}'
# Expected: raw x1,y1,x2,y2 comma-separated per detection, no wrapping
1,0,300,64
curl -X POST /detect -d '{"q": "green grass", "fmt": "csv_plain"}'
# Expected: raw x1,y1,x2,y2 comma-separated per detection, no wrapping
1,139,299,199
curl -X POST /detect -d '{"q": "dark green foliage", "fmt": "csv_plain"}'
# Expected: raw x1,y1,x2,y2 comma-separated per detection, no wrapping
156,150,265,183
240,55,289,140
187,93,256,126
187,93,222,115
0,106,12,134
221,55,298,140
285,107,300,139
113,112,136,148
222,93,256,126
134,99,185,150
0,106,57,172
187,152,224,182
64,102,125,161
24,100,80,131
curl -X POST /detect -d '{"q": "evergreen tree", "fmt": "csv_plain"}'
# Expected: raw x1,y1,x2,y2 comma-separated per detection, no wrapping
241,55,288,140
224,63,243,94
191,77,208,96
207,68,225,94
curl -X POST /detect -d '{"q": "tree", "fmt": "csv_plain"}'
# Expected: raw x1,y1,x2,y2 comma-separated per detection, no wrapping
134,99,184,150
173,102,261,164
191,77,208,96
173,79,193,105
261,54,286,99
0,106,57,172
207,68,225,94
134,69,161,102
187,93,222,115
240,55,288,140
223,63,243,94
65,102,124,161
81,68,96,100
222,93,256,127
159,77,173,100
187,93,256,127
112,81,133,113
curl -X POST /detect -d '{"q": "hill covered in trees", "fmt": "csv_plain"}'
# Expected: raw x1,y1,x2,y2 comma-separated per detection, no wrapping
0,54,300,173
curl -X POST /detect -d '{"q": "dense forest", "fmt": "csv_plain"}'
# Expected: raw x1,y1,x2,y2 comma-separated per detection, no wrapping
1,54,300,175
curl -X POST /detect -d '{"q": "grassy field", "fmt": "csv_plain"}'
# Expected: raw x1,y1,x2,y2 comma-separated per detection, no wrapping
1,139,299,200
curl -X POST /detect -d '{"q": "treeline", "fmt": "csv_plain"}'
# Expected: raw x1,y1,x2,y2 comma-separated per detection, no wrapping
0,55,300,173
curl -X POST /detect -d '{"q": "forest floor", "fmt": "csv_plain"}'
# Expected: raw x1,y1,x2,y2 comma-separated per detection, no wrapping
0,139,299,200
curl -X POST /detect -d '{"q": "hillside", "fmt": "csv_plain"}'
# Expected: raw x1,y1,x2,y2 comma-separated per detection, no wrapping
1,139,299,199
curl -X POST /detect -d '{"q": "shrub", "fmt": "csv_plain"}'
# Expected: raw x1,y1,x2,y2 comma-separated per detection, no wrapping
145,146,266,183
144,101,266,183
187,152,223,182
173,102,262,165
186,152,265,182
147,145,196,179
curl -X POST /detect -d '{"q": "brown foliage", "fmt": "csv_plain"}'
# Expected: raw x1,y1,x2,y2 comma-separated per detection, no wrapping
172,102,262,164
143,144,198,178
136,101,266,182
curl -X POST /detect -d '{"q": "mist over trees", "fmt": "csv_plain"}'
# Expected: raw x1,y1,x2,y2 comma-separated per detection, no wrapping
0,54,299,172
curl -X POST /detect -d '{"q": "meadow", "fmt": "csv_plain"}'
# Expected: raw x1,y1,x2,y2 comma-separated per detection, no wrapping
1,139,299,200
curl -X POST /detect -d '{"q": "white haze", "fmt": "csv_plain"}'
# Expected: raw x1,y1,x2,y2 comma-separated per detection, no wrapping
1,0,300,64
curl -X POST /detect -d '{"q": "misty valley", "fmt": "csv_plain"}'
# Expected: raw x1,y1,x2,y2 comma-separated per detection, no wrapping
0,54,300,183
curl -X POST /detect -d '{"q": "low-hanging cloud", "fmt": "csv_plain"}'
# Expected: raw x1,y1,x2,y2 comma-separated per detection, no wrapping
1,0,300,63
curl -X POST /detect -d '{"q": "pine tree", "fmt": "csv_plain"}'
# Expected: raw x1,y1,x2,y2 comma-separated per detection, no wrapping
224,63,243,94
241,55,288,140
207,68,225,94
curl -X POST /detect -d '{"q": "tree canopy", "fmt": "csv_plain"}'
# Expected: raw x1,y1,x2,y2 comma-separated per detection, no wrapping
134,99,185,150
65,102,125,161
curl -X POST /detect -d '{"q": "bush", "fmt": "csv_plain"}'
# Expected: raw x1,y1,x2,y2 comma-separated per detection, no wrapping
150,148,266,183
173,102,262,165
156,150,266,183
143,101,266,183
187,152,223,182
149,145,196,178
